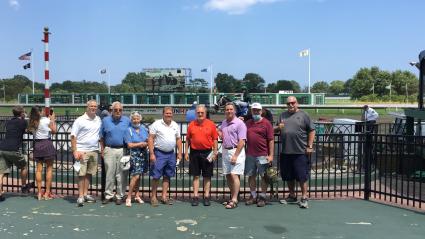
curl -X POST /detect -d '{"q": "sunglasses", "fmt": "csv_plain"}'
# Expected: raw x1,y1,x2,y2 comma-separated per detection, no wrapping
286,102,297,105
196,112,205,114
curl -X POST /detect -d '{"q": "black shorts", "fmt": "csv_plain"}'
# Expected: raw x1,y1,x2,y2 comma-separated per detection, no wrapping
189,149,213,177
280,154,310,183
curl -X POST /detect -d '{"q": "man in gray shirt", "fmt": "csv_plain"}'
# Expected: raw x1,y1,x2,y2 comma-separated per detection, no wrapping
275,96,315,208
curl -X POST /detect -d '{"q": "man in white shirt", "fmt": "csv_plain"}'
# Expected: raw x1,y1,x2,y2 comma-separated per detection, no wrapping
148,107,182,207
71,100,102,207
362,105,379,132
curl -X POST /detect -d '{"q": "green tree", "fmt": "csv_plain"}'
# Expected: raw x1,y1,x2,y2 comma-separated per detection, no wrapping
391,70,418,97
266,80,301,93
350,68,375,99
2,75,32,101
215,73,239,93
242,73,265,93
119,72,148,92
329,80,345,96
311,81,330,93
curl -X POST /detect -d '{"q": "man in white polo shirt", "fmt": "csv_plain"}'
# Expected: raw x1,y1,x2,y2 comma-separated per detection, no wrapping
71,100,102,207
148,106,182,207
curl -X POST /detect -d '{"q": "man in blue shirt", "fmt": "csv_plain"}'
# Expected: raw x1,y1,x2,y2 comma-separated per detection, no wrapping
100,102,131,205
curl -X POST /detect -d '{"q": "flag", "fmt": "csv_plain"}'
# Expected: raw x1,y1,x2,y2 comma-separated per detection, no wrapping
100,69,106,74
201,68,208,72
299,49,309,57
19,52,31,60
23,63,31,70
385,83,391,90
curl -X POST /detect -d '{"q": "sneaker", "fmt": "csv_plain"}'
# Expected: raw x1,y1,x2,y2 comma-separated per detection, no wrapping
115,198,122,205
84,195,96,203
257,196,266,207
203,197,211,206
77,197,84,207
0,194,5,202
299,198,309,209
279,195,298,204
191,197,199,206
245,195,256,206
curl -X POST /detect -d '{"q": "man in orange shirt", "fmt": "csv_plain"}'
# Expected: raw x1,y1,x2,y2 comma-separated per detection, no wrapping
184,104,218,206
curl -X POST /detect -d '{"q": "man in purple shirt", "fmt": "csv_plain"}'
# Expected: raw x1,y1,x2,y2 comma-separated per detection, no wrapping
244,103,274,207
219,102,247,209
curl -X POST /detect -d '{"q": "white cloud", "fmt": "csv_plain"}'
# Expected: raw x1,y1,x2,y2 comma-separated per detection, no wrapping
204,0,280,15
9,0,20,10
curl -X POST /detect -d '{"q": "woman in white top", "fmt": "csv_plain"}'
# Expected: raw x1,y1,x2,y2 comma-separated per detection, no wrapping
28,106,57,200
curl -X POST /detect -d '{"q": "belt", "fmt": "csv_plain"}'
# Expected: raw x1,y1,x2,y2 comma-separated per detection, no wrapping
224,146,236,150
106,145,124,149
154,148,174,154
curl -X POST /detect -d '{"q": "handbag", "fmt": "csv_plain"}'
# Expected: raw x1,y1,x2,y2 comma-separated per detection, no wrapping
120,127,133,171
120,155,130,171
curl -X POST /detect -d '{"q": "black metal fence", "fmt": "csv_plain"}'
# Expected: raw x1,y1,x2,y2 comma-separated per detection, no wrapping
1,120,424,209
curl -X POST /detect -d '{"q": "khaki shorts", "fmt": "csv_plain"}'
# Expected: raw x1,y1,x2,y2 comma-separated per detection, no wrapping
79,151,98,176
0,150,27,174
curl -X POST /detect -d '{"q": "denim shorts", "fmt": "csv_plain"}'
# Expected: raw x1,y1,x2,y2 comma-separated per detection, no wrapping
244,155,269,177
150,149,176,179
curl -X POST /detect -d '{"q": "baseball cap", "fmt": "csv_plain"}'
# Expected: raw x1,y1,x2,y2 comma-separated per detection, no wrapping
251,102,262,109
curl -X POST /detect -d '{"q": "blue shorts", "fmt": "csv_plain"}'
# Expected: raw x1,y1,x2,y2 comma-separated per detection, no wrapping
150,149,176,179
280,154,310,183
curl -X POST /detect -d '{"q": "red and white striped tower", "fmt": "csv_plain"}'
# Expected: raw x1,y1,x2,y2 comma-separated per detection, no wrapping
42,27,50,116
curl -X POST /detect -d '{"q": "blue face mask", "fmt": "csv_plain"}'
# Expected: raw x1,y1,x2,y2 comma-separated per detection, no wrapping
252,114,262,121
132,123,141,128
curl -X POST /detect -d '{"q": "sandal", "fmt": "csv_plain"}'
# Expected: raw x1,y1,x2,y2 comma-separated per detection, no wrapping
126,198,132,207
43,192,54,200
151,198,159,207
161,198,174,205
134,196,144,204
37,193,43,201
225,200,238,209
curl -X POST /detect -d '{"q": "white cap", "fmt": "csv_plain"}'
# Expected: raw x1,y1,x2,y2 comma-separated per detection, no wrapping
193,101,198,105
251,102,262,110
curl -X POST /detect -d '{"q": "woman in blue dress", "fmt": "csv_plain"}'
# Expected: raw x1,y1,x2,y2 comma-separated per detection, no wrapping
124,111,149,207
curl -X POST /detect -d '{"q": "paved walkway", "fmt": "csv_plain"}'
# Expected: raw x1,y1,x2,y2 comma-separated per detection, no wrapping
0,196,424,239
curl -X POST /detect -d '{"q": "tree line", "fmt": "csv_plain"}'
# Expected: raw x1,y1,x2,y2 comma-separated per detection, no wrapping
0,66,419,102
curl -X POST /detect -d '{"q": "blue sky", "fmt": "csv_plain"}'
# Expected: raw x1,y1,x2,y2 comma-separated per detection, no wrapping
1,0,424,88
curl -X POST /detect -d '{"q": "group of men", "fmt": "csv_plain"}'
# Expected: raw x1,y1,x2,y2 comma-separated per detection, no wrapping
0,96,316,209
71,100,182,207
182,96,315,209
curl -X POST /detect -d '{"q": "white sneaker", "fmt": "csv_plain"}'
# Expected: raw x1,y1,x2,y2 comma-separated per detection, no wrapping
84,195,96,203
77,197,84,207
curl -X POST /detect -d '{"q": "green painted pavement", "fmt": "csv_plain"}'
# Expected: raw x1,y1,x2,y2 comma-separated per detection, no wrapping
0,196,424,239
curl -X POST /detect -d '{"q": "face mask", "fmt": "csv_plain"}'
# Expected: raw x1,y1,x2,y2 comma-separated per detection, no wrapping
132,123,141,128
252,114,262,121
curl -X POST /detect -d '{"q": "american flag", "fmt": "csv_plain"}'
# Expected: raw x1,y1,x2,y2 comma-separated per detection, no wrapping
19,52,31,60
23,63,31,69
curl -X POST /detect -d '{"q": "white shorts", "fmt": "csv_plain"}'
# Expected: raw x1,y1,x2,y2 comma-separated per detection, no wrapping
222,148,246,175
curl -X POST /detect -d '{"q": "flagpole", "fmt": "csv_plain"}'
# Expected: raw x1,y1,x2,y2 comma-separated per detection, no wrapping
308,48,311,94
31,48,35,94
210,64,213,106
405,83,408,102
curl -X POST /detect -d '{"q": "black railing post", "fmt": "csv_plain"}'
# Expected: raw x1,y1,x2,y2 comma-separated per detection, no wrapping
364,131,372,200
